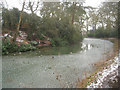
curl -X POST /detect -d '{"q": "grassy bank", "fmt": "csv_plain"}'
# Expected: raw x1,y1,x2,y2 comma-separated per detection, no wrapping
76,38,119,88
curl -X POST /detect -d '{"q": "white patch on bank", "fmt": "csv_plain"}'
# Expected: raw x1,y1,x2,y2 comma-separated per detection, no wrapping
87,52,119,88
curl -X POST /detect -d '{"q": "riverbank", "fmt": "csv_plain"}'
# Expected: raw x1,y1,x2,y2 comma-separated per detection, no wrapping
87,55,119,88
77,38,119,88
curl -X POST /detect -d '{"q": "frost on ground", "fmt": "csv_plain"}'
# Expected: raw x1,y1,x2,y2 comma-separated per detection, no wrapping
87,52,119,88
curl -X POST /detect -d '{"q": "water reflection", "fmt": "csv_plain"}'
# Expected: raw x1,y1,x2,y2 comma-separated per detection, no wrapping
2,38,114,88
9,42,93,56
81,43,93,52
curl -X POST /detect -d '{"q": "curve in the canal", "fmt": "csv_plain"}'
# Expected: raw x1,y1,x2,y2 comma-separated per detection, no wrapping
2,38,114,88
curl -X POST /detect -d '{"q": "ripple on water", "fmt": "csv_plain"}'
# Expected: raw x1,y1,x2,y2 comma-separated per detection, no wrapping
2,38,114,88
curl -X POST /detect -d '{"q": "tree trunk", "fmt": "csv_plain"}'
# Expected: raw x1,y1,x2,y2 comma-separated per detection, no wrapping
71,2,76,24
13,1,25,42
86,19,89,33
94,24,96,31
102,21,104,29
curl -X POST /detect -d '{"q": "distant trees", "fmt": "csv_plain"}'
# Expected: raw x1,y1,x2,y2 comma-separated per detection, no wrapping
99,2,118,30
39,2,84,46
2,8,19,30
86,2,118,38
88,27,118,38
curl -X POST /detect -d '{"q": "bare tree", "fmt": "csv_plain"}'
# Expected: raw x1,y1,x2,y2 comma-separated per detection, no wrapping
13,0,26,42
25,0,40,15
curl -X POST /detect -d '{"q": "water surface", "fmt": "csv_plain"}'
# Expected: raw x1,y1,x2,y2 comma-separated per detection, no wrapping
2,38,114,88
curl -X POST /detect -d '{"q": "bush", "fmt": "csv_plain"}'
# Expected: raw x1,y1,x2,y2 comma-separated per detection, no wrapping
87,27,118,38
18,44,36,52
2,40,18,55
49,17,83,46
2,40,36,55
2,7,84,47
52,38,69,46
51,39,56,47
30,41,38,46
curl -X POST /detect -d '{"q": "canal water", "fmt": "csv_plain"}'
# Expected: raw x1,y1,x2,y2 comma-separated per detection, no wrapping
2,38,114,88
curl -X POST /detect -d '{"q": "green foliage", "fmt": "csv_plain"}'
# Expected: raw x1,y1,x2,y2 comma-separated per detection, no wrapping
2,3,84,47
50,39,56,47
2,41,18,55
18,44,36,52
39,16,83,46
30,41,38,46
2,8,20,30
2,40,36,55
87,27,118,38
52,38,69,46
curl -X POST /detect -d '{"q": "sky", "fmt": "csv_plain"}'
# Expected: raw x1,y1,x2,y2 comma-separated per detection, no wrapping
84,0,105,7
1,0,120,10
2,0,107,10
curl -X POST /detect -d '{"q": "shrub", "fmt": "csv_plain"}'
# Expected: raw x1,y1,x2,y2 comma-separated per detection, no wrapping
52,38,67,46
2,40,36,55
18,44,36,52
87,27,118,38
2,40,18,55
30,41,38,46
51,39,56,47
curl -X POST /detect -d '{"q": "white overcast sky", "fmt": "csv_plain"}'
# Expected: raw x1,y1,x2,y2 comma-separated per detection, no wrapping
1,0,107,10
1,0,120,10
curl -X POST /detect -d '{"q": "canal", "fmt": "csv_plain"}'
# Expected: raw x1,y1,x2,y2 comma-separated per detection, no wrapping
2,38,114,88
